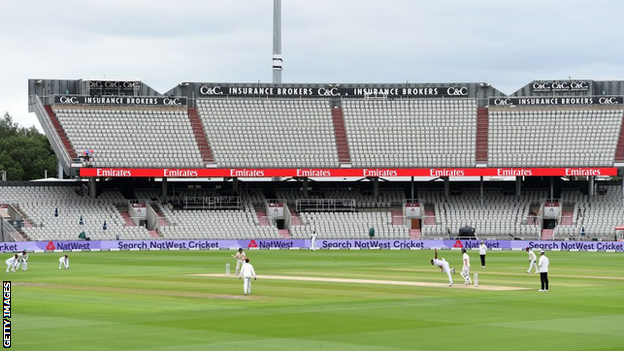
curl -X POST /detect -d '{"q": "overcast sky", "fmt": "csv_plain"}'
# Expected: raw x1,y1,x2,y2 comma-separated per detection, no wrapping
1,0,623,129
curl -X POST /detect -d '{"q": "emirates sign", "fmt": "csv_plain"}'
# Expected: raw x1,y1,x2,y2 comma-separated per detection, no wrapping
79,167,618,178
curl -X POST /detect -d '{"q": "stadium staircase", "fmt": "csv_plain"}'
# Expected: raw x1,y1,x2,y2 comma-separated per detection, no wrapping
278,229,291,238
12,232,28,242
614,113,624,163
119,211,135,227
331,107,352,166
541,229,554,240
409,229,421,240
148,230,160,239
256,210,270,226
13,206,35,231
424,207,436,225
187,108,216,166
560,206,574,225
1,215,28,242
289,209,302,225
475,107,489,165
151,207,168,227
44,106,77,159
391,210,404,225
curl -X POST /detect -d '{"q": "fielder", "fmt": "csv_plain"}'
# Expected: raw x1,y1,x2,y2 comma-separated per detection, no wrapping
430,248,455,286
15,250,28,271
5,254,18,273
461,248,472,285
59,255,69,270
231,248,246,275
238,258,257,296
310,231,317,251
526,247,538,274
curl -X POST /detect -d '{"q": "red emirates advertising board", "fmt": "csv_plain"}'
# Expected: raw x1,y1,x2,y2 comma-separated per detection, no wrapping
79,167,618,178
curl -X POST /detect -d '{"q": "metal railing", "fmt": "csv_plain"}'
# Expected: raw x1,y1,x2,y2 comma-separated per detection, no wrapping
1,218,23,242
31,95,71,169
265,198,287,205
391,215,408,226
296,199,356,212
183,196,241,210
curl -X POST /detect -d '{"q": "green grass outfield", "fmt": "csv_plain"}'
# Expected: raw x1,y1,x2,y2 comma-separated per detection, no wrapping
9,249,624,351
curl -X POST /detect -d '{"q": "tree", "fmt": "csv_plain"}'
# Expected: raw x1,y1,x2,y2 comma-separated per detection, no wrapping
0,112,58,180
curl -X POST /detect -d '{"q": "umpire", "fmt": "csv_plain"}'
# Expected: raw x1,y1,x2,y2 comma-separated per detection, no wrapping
538,250,550,292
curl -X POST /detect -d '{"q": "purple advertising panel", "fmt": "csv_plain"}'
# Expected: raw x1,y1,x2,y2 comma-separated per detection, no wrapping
0,239,622,253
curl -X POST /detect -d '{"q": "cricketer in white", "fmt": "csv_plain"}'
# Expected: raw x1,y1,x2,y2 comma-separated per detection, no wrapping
238,258,257,295
232,248,246,275
526,247,538,274
5,254,18,273
16,251,28,271
431,248,454,286
59,255,69,270
461,248,472,285
311,231,317,251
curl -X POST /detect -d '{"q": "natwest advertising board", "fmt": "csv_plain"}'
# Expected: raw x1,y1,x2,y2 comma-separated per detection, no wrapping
80,167,618,178
2,239,623,253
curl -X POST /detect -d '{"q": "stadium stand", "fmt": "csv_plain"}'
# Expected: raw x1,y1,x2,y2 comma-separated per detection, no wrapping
321,190,403,208
2,184,622,242
275,189,323,206
276,189,405,209
17,79,624,244
157,207,280,239
0,186,152,241
53,106,204,168
556,186,624,240
488,107,623,167
197,98,340,167
135,190,280,239
419,190,544,240
342,99,477,167
291,211,409,239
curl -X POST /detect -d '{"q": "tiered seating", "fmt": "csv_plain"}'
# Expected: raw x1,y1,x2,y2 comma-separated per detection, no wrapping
488,108,623,166
197,98,339,167
557,187,624,240
276,189,405,208
420,190,545,240
342,99,477,167
322,190,404,208
136,190,277,239
4,185,622,242
158,205,279,239
53,106,203,167
555,190,585,239
275,190,323,206
0,186,152,241
291,211,409,239
135,189,222,204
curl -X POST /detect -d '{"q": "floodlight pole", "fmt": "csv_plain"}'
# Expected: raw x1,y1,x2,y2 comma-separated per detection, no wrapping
272,0,283,84
272,0,283,182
